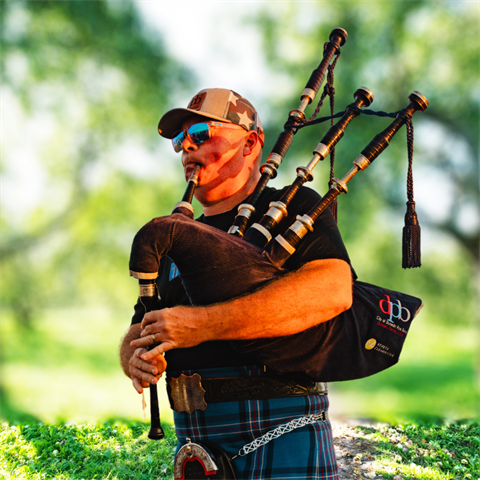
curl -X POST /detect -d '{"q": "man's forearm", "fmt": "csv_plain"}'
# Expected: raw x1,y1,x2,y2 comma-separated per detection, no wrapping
119,324,142,378
203,258,352,340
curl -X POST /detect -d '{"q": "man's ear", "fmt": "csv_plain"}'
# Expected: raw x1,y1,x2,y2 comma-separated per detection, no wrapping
243,131,259,156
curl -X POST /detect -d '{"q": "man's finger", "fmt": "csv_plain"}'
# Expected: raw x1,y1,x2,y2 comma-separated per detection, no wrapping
131,357,158,376
130,334,157,349
140,342,174,361
141,311,159,329
131,366,159,385
132,376,144,394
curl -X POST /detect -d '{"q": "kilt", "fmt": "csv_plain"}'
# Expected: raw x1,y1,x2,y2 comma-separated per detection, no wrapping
169,365,339,480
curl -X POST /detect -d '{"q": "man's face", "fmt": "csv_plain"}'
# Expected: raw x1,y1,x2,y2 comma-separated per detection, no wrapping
178,117,259,208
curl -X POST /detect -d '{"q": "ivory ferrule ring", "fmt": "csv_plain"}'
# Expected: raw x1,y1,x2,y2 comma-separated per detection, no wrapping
250,223,272,242
237,204,255,218
332,177,348,193
267,201,288,221
266,153,283,169
275,234,296,255
173,201,195,213
288,215,314,241
295,214,315,232
353,154,371,171
313,143,330,160
130,270,158,280
301,88,316,105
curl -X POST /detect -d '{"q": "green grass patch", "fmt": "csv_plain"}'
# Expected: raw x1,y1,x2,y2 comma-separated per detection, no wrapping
355,422,480,479
1,420,479,479
0,420,176,480
0,309,173,425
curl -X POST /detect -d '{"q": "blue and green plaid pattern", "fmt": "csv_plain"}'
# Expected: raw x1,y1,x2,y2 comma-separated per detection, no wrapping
169,365,339,480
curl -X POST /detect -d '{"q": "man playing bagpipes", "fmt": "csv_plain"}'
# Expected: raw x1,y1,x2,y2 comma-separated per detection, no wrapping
120,87,354,479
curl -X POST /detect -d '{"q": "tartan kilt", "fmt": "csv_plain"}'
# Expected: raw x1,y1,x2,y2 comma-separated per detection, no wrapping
169,365,339,480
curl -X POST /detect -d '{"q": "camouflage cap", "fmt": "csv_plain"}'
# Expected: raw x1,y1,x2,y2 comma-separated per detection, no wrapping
158,88,264,144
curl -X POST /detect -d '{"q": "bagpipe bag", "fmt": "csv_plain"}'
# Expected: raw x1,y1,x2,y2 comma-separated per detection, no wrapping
231,280,422,381
130,213,423,382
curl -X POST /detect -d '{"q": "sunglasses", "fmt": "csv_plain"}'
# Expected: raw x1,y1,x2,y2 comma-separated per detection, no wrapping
172,121,244,153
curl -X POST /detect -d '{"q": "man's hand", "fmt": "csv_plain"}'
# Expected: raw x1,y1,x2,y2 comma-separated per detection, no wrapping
120,324,167,394
128,346,166,394
129,306,210,361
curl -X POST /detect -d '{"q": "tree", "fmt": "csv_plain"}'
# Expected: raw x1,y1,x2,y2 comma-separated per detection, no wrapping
0,1,193,323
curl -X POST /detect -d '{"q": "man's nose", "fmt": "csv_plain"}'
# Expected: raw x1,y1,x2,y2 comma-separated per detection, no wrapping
181,134,198,152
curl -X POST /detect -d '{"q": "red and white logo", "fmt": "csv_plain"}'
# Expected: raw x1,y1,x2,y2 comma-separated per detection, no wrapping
379,294,411,323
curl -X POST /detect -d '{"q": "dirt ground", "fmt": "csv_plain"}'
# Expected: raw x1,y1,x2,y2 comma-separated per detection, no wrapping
332,422,397,480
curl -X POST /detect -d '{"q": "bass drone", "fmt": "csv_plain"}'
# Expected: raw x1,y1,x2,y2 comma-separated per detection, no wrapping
128,28,427,448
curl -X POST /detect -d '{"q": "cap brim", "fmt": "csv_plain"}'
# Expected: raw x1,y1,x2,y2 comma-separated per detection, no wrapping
158,108,233,139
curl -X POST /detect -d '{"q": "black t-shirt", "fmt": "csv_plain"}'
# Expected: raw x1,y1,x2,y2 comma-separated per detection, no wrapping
131,185,352,372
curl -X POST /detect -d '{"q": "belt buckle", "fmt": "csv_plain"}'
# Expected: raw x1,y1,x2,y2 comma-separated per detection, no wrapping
169,373,208,414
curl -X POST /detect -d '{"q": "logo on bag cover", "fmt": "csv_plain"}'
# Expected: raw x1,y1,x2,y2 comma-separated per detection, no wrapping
379,294,411,323
364,338,394,357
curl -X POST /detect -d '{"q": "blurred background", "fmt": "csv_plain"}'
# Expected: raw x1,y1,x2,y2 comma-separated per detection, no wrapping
1,0,478,426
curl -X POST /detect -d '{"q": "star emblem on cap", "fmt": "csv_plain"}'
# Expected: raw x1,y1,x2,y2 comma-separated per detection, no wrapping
237,110,253,130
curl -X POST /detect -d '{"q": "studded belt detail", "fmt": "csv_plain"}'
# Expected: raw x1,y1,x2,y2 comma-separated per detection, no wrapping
167,373,327,414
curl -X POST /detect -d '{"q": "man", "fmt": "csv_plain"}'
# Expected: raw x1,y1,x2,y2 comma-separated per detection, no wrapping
120,88,353,479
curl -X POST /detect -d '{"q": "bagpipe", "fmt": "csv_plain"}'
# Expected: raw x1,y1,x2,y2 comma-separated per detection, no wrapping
129,27,427,440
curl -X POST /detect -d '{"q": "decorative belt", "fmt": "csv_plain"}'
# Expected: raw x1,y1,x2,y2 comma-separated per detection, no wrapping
167,373,328,414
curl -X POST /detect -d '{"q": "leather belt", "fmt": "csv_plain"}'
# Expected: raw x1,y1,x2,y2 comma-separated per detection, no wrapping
167,373,328,414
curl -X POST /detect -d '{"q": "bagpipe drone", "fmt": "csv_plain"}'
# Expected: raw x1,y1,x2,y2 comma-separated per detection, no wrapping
129,28,427,440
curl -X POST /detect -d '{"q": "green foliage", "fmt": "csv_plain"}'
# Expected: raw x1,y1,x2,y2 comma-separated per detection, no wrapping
356,422,480,479
1,0,193,319
0,420,177,480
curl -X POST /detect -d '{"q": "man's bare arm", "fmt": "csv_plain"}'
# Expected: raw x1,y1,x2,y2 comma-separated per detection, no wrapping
132,258,353,360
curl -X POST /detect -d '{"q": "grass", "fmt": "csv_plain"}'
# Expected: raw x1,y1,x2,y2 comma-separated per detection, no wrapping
0,420,177,480
1,420,478,479
354,422,480,479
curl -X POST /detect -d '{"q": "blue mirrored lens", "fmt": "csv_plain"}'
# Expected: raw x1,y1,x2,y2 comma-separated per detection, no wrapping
188,123,210,143
172,131,185,152
172,123,211,152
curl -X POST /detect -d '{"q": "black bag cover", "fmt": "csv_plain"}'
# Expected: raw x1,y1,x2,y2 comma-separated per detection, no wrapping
231,281,423,381
130,214,423,382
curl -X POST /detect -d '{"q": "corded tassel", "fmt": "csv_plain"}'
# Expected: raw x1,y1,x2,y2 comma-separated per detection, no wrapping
328,198,338,223
402,119,421,268
327,66,338,224
402,201,421,268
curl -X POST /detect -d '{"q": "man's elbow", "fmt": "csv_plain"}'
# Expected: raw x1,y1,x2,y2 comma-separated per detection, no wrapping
337,281,353,315
331,261,354,317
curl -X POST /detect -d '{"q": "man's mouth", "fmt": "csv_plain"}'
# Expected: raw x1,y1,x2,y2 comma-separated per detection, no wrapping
184,162,202,181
